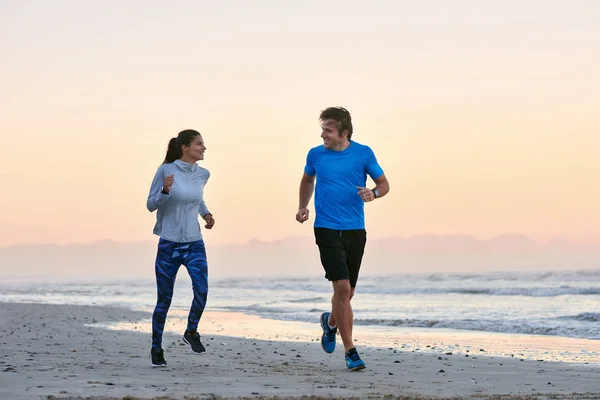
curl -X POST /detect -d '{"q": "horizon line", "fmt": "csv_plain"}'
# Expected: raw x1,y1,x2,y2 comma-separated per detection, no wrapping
2,232,600,249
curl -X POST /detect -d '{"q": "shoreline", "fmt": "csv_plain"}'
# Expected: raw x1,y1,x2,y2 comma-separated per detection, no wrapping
1,301,599,400
100,306,600,365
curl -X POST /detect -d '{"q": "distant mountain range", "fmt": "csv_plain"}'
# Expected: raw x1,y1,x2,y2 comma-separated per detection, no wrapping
0,235,598,281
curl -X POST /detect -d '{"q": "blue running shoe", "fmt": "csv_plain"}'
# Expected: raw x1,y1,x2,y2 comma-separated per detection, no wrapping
345,347,366,371
320,312,337,353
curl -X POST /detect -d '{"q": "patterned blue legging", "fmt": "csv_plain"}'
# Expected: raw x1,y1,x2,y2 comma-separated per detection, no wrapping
152,238,208,349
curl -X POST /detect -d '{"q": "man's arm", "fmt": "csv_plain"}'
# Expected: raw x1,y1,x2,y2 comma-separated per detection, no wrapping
296,172,315,223
299,172,315,208
357,173,390,202
360,146,389,202
372,173,390,199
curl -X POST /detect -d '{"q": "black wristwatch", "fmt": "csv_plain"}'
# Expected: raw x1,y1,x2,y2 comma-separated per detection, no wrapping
372,188,380,198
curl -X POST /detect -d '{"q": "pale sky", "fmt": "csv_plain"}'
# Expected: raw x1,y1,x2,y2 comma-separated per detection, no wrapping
1,0,599,247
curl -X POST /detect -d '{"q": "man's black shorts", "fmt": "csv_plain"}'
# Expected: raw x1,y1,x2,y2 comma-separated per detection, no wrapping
314,227,367,288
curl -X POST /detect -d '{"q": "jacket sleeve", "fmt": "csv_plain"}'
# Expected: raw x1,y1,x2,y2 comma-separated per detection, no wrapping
197,172,211,217
147,166,170,212
198,198,211,218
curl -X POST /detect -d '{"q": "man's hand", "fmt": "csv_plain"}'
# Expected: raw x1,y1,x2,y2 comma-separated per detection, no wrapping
357,186,375,202
296,208,310,223
162,174,174,193
204,214,215,229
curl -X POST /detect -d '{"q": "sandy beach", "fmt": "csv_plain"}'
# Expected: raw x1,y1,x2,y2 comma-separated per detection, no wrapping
1,302,599,400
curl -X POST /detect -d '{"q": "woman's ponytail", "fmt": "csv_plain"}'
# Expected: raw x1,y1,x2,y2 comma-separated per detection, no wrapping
163,137,181,164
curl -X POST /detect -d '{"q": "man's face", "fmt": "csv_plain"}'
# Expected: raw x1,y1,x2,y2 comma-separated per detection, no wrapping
320,119,347,149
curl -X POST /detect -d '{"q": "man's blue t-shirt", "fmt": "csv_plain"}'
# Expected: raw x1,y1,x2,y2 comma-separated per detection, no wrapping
304,140,384,230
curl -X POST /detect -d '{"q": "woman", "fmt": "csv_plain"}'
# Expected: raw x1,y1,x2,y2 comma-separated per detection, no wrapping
146,129,215,367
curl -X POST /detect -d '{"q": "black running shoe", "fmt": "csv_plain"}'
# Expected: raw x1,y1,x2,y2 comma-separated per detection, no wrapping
150,347,167,367
182,330,206,354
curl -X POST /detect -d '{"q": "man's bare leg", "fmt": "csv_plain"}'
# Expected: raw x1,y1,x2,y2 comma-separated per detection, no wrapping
349,287,355,334
328,280,355,351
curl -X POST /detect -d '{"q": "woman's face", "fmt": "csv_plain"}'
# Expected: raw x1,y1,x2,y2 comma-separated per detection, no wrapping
182,135,206,162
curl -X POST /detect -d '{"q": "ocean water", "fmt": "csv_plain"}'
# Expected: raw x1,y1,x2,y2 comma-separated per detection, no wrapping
1,269,599,341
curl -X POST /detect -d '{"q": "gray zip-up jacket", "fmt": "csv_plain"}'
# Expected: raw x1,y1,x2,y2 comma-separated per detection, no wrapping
147,159,211,243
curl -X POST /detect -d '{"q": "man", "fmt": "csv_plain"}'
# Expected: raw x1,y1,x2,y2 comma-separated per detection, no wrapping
296,107,390,371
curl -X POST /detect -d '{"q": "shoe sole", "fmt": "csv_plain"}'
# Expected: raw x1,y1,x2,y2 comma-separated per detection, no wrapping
150,352,167,367
349,363,366,371
182,336,206,354
320,313,335,354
